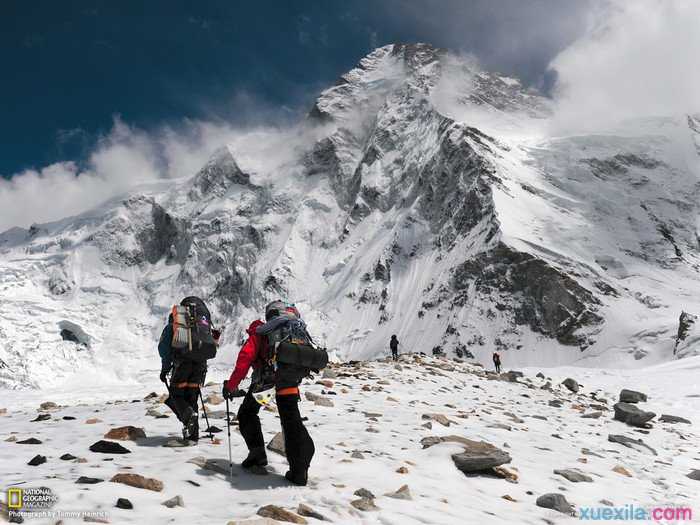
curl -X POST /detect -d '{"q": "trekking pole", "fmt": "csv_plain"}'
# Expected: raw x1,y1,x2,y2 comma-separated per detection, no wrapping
198,389,214,441
225,397,233,482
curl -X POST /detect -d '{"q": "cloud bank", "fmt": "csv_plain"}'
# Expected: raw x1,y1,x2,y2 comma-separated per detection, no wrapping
548,0,700,133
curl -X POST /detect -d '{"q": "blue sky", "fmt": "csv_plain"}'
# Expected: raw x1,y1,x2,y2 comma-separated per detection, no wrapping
0,0,593,178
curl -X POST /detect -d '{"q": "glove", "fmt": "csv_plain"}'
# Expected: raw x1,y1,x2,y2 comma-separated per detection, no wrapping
223,381,246,399
159,368,170,383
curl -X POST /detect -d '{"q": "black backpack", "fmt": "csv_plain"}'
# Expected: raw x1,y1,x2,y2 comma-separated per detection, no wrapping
170,296,217,362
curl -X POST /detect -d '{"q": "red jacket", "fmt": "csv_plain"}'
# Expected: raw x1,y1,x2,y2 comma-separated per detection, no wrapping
226,319,265,390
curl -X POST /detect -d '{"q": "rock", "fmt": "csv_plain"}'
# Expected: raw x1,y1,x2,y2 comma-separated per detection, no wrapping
350,498,379,512
116,498,133,510
536,493,573,515
612,465,632,477
146,408,168,418
143,392,158,400
205,394,224,405
76,476,103,484
451,441,512,473
493,466,518,482
89,440,131,454
536,372,545,379
60,453,77,460
257,504,307,524
322,368,337,379
600,499,614,507
581,411,603,419
0,408,7,415
548,400,563,408
267,432,286,456
502,495,517,502
386,484,412,500
17,437,42,444
110,473,163,492
553,468,593,482
39,401,59,411
562,378,579,393
85,417,102,424
354,488,375,499
659,414,691,424
619,389,647,403
541,381,552,391
62,416,76,420
686,470,700,481
613,402,655,427
104,426,147,441
5,436,17,442
314,397,334,407
351,451,365,459
396,466,409,474
304,392,320,402
501,371,523,383
422,413,452,427
316,379,334,388
31,414,51,422
227,520,278,525
162,495,185,508
608,434,657,456
297,503,327,521
28,454,47,466
187,456,231,475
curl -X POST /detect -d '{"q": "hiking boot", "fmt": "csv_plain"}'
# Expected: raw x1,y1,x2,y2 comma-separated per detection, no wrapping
183,415,199,442
242,447,268,469
285,469,308,486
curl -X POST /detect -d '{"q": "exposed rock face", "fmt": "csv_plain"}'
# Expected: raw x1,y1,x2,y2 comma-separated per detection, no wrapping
674,311,699,357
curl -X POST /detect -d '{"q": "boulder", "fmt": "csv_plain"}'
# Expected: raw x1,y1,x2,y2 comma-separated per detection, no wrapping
548,400,563,408
451,441,511,473
314,397,334,408
257,505,307,524
39,401,59,411
267,432,286,456
85,417,102,424
659,414,691,424
162,495,185,508
562,378,579,393
613,403,655,427
110,473,163,492
581,411,603,419
116,498,133,509
612,465,632,477
608,434,657,456
60,453,77,460
17,438,42,444
386,484,412,500
619,389,647,403
28,454,47,466
297,503,327,521
31,414,51,422
553,468,593,482
89,440,131,454
76,476,103,484
536,493,572,515
686,470,700,481
422,413,452,427
104,426,147,441
350,498,379,512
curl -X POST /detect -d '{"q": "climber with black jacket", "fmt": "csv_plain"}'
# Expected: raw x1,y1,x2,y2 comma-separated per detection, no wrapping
158,296,220,442
390,334,399,361
222,300,316,486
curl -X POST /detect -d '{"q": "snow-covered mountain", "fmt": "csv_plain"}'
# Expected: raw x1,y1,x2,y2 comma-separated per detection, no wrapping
2,43,700,389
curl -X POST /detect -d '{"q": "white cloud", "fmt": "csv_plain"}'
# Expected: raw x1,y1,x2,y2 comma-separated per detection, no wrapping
549,0,700,133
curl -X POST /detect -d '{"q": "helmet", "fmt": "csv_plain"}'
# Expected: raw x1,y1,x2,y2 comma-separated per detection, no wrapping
253,385,275,407
265,300,286,321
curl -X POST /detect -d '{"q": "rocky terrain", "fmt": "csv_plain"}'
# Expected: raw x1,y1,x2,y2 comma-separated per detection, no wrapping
1,354,698,524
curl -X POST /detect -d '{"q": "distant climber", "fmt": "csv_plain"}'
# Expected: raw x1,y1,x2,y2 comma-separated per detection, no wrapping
158,296,221,442
492,351,501,374
222,300,327,486
390,334,399,361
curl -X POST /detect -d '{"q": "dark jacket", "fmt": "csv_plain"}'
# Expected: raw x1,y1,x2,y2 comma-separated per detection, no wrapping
158,322,174,371
390,337,399,351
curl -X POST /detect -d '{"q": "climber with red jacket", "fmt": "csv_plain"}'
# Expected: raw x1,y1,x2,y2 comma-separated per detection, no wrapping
222,301,316,486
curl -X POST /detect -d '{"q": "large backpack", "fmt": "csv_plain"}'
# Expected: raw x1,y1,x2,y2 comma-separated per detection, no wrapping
171,296,217,363
258,308,328,389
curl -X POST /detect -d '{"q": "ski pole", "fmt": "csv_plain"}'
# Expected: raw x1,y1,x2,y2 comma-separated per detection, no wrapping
225,397,233,482
198,389,214,441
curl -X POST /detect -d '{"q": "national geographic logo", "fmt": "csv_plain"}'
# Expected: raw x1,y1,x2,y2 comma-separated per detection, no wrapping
6,487,58,510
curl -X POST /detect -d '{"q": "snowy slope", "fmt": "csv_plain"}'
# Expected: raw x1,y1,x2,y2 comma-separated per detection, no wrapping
0,356,698,524
2,43,700,389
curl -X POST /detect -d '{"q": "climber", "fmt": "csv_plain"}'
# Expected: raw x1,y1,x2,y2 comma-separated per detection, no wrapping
492,351,502,374
222,301,321,486
390,334,399,361
158,296,221,442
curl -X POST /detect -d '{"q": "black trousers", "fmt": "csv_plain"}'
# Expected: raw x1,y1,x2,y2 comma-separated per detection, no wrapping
391,350,398,361
494,362,501,373
169,359,207,424
238,390,315,474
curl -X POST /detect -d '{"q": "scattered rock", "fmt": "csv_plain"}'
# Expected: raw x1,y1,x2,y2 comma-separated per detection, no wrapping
422,413,452,427
386,484,412,500
60,453,77,460
31,414,51,422
162,495,185,508
89,440,131,454
686,470,700,481
314,397,334,408
267,432,286,456
448,439,512,473
350,498,379,512
351,451,365,459
608,434,657,456
104,426,146,441
322,368,337,379
116,498,133,510
612,465,632,477
354,488,375,499
17,438,42,444
257,504,307,524
553,468,593,482
548,400,563,408
28,454,47,466
110,473,163,492
39,401,59,411
562,378,579,393
85,417,102,424
62,416,76,420
297,503,327,521
493,466,518,482
613,403,655,427
396,466,409,474
659,414,691,424
536,493,573,515
143,392,158,400
502,494,517,502
619,389,647,403
76,476,103,484
536,372,545,379
205,394,224,406
187,456,230,475
581,411,603,419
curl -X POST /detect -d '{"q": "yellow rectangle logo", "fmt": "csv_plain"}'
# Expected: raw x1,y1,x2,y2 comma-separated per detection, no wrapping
7,488,22,509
